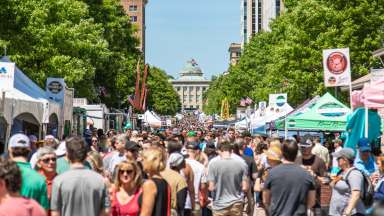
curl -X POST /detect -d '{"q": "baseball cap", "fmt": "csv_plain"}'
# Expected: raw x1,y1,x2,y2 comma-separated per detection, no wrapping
125,141,140,151
266,146,282,161
357,138,371,152
55,141,67,157
168,153,185,167
28,135,38,143
44,135,55,141
299,139,313,148
332,147,355,160
172,128,180,135
8,133,30,148
187,131,196,137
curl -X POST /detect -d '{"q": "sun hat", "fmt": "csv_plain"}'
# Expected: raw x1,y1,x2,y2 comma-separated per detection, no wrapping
332,147,355,160
168,153,185,167
266,146,282,161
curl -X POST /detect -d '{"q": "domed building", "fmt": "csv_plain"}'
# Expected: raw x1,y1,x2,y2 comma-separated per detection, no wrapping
171,59,211,111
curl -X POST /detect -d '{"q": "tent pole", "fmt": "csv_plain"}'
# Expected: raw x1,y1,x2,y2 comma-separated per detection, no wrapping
365,105,368,138
284,119,288,139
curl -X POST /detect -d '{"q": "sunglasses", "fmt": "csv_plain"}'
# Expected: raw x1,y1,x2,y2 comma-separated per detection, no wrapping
119,169,134,175
92,140,98,143
42,157,57,163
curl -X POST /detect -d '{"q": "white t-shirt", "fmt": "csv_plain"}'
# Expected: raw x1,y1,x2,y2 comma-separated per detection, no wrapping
185,159,207,209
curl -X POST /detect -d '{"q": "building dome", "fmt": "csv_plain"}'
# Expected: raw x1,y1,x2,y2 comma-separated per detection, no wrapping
180,59,203,77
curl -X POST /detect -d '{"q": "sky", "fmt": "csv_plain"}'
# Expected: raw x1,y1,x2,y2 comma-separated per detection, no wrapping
146,0,241,80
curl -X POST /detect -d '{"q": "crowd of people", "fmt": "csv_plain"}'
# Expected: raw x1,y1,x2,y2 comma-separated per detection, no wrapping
1,114,384,216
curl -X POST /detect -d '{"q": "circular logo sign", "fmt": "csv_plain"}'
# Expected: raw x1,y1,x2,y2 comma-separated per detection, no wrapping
317,102,348,117
327,52,348,74
48,81,63,94
276,95,286,107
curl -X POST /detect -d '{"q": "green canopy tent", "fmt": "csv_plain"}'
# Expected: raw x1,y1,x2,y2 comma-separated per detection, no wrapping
276,93,350,131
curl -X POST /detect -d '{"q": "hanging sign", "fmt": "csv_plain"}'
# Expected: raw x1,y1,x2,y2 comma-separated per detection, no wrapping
46,78,65,105
323,48,351,87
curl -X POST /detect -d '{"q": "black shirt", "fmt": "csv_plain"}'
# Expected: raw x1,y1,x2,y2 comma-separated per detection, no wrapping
265,163,316,216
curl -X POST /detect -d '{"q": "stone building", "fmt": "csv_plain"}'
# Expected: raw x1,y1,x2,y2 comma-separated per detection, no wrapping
120,0,148,60
171,60,211,111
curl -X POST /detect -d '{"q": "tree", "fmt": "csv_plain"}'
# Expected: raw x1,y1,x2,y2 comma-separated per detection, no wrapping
205,0,384,114
146,67,181,115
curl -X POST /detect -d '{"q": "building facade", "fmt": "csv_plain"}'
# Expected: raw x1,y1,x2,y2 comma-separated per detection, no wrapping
228,43,242,66
171,60,210,111
241,0,284,45
120,0,148,59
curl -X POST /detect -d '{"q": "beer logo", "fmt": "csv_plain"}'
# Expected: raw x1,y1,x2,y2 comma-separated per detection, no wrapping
327,52,348,74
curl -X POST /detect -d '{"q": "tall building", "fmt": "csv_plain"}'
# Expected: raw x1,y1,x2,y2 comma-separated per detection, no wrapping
228,43,241,66
171,60,211,111
241,0,284,45
120,0,148,60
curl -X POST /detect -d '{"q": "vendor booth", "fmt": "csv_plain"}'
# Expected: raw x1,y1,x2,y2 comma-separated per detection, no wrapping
276,93,350,132
0,56,71,150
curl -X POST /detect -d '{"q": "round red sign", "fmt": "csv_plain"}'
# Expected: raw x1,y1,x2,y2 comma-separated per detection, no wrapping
327,52,348,74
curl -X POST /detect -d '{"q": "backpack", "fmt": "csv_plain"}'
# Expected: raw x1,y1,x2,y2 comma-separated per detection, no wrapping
345,167,374,207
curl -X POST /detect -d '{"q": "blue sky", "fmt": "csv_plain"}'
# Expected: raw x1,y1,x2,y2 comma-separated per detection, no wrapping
146,0,241,80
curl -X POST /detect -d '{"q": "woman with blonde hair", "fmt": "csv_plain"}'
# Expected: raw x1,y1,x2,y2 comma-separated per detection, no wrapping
140,148,171,216
110,160,143,216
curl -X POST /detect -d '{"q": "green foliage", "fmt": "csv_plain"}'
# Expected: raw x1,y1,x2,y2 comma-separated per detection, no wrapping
204,0,384,114
0,0,178,113
146,67,181,115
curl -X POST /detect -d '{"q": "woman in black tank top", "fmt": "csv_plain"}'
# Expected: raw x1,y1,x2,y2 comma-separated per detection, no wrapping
140,149,171,216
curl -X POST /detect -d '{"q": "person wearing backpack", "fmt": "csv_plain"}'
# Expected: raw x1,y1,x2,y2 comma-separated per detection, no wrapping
329,148,367,216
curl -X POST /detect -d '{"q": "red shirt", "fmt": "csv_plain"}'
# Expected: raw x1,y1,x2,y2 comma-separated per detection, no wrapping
111,188,142,216
0,196,46,216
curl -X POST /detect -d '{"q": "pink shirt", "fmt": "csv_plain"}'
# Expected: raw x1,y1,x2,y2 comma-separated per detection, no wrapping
0,196,46,216
111,188,142,216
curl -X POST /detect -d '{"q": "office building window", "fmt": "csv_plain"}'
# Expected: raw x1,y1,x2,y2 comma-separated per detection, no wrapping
189,86,194,92
196,86,200,91
130,16,138,22
129,5,138,12
202,87,206,92
258,0,262,31
183,87,187,91
176,87,180,91
276,0,281,16
189,95,193,102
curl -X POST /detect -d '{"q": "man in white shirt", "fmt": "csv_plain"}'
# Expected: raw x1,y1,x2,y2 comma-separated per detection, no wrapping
311,137,330,169
185,142,207,216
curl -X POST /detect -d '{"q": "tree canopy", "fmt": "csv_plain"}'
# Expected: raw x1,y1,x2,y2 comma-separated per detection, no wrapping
204,0,384,114
0,0,180,115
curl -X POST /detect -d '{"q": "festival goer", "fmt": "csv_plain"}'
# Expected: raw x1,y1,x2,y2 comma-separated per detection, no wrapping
207,141,248,216
108,134,130,176
329,147,366,216
311,137,331,169
254,146,282,212
295,138,327,178
0,158,46,216
35,147,57,216
87,150,104,174
185,142,208,216
141,148,171,216
51,136,110,216
373,156,384,203
110,161,143,216
30,135,57,169
354,138,378,176
161,152,188,216
263,139,316,216
331,138,344,175
8,133,49,210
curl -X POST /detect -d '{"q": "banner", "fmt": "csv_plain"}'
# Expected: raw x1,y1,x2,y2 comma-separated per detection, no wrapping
0,62,15,91
269,94,287,108
323,48,351,87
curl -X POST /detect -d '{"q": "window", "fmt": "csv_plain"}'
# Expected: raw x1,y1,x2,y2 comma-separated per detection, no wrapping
258,0,262,31
189,86,194,92
276,0,281,16
183,87,187,91
196,105,200,109
202,87,206,92
190,105,194,109
196,86,200,91
130,16,138,22
129,5,138,12
189,95,193,102
176,87,180,91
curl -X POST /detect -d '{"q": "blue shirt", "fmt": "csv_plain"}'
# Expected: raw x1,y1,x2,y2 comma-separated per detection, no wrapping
354,152,378,176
